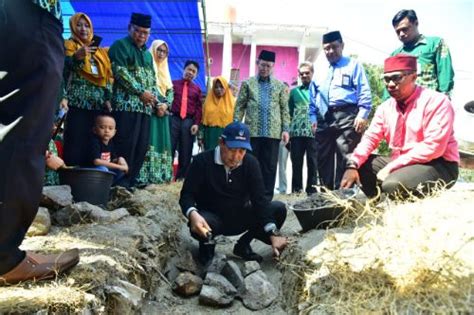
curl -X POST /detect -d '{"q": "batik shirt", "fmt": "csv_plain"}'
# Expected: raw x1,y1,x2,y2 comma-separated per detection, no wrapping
108,36,158,115
391,35,454,95
234,76,290,139
31,0,61,20
63,57,112,110
288,84,313,138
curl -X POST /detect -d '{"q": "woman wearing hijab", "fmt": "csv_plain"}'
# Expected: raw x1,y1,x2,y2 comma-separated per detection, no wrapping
61,13,113,166
199,76,235,151
137,39,174,185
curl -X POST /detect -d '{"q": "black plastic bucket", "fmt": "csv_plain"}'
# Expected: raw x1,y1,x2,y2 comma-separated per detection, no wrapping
290,204,345,231
58,168,114,207
289,189,356,232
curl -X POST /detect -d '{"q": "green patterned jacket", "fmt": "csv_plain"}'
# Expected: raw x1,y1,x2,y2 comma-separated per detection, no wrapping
288,84,313,138
63,56,112,111
31,0,61,20
108,36,158,115
234,76,290,139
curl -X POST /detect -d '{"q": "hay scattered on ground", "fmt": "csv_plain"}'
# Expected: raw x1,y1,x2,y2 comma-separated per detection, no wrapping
0,282,98,313
294,189,474,314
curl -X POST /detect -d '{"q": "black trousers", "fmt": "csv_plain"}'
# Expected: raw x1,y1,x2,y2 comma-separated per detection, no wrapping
63,107,100,166
358,155,459,198
290,137,318,194
190,201,287,246
250,137,280,200
0,1,64,274
315,106,361,190
170,115,195,180
113,111,150,188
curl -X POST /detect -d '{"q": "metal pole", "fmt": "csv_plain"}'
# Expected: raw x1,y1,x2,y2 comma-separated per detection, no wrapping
200,0,212,91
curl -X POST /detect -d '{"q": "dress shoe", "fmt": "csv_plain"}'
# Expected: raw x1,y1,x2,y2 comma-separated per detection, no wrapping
0,249,79,285
233,242,263,263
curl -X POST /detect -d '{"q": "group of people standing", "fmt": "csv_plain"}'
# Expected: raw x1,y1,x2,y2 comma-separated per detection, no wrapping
55,11,241,188
58,12,174,188
55,8,459,200
0,1,460,285
179,8,459,265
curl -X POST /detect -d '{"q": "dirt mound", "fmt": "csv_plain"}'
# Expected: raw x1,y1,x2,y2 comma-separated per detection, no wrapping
0,183,185,314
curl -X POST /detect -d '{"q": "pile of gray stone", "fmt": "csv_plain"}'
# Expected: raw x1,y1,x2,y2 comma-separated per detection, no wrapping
29,185,131,236
166,252,278,310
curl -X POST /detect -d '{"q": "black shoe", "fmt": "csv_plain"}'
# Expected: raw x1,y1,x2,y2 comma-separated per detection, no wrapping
233,242,263,263
198,243,215,266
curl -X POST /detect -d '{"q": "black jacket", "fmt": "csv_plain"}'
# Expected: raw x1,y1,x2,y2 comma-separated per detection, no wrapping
179,149,274,226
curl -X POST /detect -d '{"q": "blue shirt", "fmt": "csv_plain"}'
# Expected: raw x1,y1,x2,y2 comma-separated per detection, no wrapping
309,56,372,123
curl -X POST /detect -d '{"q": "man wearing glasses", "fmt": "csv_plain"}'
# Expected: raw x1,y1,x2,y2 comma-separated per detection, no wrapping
341,55,459,199
309,31,373,191
108,13,158,189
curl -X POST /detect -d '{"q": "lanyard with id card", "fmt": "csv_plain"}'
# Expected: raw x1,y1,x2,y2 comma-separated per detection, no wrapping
90,58,99,76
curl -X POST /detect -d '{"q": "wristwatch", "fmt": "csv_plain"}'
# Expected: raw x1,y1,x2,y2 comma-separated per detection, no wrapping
346,160,359,170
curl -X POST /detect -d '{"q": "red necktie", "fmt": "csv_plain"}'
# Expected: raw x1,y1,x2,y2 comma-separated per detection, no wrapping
180,81,189,119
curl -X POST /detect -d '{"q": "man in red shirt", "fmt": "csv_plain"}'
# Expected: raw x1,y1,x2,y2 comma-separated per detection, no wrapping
341,54,459,198
170,60,203,180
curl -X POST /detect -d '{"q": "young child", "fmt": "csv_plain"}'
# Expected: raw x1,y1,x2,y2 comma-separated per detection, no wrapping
90,114,128,180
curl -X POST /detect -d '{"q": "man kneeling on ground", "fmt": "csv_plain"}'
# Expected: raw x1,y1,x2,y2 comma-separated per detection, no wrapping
341,54,459,199
179,121,288,265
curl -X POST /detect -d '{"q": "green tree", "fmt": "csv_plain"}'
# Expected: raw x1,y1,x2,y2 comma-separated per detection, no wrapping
363,62,390,155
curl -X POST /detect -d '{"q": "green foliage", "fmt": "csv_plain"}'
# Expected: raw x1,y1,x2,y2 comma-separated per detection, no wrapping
363,62,385,119
363,62,391,156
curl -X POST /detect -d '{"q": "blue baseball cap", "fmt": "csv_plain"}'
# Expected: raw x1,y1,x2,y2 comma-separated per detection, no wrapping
221,121,252,151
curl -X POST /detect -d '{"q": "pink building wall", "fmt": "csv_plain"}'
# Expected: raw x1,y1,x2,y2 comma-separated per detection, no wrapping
206,43,299,86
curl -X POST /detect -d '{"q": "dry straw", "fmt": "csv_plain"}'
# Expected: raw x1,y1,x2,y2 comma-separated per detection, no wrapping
289,185,473,314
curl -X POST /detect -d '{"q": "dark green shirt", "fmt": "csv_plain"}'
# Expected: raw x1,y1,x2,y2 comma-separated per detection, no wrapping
288,84,313,138
31,0,61,20
108,37,158,115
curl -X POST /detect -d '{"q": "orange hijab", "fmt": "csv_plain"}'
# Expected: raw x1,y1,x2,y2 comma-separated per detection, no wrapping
64,13,112,87
202,77,235,128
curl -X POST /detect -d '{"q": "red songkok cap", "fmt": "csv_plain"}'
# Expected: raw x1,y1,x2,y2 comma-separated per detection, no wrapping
384,54,417,73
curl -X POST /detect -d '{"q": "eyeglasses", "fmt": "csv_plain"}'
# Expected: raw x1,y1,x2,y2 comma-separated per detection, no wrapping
156,48,168,55
383,72,411,85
